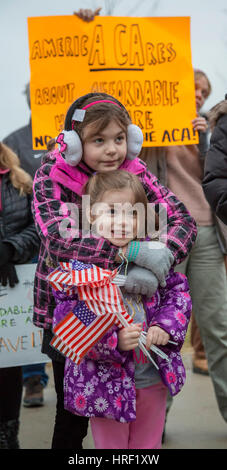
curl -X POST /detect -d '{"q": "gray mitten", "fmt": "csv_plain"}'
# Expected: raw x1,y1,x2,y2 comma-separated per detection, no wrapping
126,241,174,287
124,265,159,297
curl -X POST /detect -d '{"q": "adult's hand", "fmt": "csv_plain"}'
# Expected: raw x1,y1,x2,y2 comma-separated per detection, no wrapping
192,115,208,133
74,7,101,22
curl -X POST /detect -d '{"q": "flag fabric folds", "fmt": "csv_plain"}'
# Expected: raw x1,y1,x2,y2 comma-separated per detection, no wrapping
47,260,133,364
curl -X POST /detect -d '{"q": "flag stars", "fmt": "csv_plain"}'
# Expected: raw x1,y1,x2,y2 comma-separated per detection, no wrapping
74,301,96,326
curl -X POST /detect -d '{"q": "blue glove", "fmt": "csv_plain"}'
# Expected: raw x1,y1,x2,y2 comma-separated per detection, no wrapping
124,265,159,297
126,241,174,287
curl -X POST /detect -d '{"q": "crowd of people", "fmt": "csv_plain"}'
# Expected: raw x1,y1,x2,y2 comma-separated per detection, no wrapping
1,7,227,450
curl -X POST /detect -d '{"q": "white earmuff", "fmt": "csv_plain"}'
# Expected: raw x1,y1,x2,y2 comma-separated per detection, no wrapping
56,130,82,166
127,124,144,160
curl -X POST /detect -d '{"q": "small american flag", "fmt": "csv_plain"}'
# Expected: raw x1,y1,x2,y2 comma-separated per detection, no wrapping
50,305,117,364
48,260,133,363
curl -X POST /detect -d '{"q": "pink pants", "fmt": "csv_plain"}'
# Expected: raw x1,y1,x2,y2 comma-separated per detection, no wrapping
90,382,167,449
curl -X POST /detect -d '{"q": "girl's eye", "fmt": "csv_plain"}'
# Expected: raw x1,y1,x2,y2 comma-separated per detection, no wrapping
116,135,124,143
94,137,103,144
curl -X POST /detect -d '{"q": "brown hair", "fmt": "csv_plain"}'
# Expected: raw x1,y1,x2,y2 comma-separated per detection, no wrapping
46,138,56,152
84,170,148,206
72,94,131,142
207,99,227,131
194,69,212,97
0,142,33,195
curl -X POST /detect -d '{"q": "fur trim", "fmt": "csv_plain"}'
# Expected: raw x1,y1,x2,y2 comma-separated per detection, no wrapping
208,98,227,131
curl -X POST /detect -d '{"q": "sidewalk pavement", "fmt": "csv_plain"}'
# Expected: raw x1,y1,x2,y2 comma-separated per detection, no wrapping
19,350,227,450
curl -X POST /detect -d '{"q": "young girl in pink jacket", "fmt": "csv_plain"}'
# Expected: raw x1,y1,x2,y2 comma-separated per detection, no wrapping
33,92,196,449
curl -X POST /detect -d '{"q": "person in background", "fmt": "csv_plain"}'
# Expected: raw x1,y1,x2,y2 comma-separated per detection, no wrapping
0,143,40,448
142,70,211,377
140,69,227,430
3,83,48,408
203,96,227,274
203,95,227,224
3,83,44,179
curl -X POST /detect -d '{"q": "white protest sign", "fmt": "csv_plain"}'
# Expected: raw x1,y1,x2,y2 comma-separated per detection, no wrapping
0,264,50,367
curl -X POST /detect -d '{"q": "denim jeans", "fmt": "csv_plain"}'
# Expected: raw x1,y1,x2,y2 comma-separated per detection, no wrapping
22,363,49,387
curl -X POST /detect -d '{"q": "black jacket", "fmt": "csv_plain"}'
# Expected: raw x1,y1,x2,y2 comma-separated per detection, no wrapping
203,98,227,225
0,172,40,263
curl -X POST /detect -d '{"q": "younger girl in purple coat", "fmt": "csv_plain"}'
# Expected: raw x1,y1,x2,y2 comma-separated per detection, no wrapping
51,170,192,449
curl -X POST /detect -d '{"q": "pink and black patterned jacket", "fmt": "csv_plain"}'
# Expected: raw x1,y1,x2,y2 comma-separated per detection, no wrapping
32,149,197,330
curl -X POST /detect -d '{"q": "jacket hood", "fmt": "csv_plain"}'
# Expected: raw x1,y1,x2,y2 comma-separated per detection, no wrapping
208,97,227,131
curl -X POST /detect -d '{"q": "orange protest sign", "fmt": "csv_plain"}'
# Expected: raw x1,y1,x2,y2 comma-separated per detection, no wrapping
27,15,198,150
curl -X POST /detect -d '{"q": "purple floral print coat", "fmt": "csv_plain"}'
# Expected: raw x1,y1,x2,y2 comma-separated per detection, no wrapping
58,269,191,423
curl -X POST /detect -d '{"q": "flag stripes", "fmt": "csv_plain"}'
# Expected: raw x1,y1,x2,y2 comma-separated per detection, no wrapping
48,261,133,364
51,310,117,364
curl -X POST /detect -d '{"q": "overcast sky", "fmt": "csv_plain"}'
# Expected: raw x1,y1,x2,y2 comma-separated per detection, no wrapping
1,0,226,139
